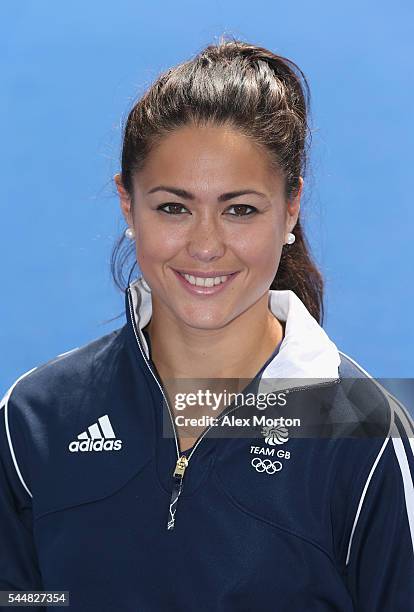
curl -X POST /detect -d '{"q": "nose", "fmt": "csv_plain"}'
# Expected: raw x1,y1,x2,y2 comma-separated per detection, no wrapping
186,215,226,263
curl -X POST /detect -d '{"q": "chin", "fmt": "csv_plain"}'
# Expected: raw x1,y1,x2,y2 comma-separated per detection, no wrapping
178,309,230,330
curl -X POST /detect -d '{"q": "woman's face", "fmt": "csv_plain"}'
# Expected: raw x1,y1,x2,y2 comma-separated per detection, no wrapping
115,124,301,330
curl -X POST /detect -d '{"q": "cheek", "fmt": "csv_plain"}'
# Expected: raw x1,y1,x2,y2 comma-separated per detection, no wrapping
229,223,282,269
134,219,185,267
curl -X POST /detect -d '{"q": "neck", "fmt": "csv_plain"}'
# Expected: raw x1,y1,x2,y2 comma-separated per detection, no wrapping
143,291,285,381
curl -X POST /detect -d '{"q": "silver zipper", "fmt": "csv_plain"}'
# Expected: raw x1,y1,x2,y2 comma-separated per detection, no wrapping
127,287,341,529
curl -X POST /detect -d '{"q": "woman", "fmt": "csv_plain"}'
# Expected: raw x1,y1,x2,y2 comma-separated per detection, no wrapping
1,37,413,611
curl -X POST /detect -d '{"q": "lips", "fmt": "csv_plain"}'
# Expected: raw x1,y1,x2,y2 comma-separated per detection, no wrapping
172,268,239,295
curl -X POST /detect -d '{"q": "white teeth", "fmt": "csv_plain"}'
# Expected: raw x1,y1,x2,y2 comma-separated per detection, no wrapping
181,273,231,287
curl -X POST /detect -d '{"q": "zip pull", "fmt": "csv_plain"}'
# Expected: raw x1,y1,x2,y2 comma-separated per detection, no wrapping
167,455,189,531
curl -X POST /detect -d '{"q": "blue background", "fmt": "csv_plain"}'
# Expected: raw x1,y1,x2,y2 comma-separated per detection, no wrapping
1,2,413,410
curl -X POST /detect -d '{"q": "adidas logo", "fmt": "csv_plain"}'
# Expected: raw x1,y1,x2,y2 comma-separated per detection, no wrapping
68,414,123,453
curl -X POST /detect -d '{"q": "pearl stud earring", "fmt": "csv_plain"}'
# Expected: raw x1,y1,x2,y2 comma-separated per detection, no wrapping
125,227,135,240
286,232,295,245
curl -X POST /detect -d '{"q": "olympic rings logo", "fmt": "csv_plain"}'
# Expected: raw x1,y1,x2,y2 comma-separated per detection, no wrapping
251,458,283,474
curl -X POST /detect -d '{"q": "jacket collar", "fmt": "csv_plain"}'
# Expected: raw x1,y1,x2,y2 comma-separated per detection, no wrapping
126,276,341,391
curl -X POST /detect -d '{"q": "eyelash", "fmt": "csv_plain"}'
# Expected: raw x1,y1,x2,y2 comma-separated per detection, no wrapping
157,203,258,217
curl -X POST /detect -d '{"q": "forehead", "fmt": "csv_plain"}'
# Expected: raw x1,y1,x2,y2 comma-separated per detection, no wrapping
133,124,284,199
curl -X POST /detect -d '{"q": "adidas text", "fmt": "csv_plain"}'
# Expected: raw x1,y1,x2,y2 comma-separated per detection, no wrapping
69,439,122,452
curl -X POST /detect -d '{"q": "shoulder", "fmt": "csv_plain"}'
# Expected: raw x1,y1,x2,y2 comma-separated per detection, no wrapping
336,349,414,439
0,327,127,500
0,326,126,414
325,349,413,507
328,350,393,438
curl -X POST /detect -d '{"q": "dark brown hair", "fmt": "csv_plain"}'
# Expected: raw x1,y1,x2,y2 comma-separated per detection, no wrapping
111,35,325,323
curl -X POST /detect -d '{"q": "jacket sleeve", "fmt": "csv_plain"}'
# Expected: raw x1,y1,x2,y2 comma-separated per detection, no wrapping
0,379,44,610
343,391,414,610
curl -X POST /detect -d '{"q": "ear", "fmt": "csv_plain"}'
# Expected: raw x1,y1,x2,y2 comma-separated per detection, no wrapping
114,173,133,227
286,176,303,233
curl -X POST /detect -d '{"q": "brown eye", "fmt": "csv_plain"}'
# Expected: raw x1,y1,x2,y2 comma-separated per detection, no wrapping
226,205,257,217
157,203,189,215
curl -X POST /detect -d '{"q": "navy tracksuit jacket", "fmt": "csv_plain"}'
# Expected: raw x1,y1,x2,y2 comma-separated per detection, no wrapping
1,276,413,611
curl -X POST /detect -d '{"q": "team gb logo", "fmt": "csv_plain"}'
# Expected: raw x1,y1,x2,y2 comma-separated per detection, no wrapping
262,424,289,445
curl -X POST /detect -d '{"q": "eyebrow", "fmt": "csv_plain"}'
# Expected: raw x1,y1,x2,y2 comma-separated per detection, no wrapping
146,185,267,201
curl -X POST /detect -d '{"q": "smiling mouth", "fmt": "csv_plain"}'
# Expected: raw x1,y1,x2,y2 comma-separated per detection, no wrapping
172,268,240,291
177,271,237,287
